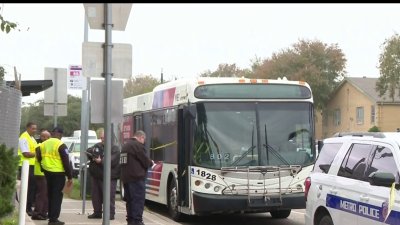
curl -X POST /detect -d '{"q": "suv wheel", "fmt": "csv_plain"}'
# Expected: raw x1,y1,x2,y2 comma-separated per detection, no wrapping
319,215,333,225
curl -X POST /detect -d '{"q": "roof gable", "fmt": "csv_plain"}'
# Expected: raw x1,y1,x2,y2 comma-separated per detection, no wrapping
335,77,400,103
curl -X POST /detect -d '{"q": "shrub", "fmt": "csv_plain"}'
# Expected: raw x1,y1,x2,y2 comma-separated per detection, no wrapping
368,126,380,132
0,144,19,219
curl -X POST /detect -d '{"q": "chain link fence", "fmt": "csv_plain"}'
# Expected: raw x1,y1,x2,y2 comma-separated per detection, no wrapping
0,83,22,153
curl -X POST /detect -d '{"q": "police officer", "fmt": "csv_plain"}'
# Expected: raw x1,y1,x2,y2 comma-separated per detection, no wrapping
87,130,120,220
37,127,73,225
18,122,38,216
120,130,154,225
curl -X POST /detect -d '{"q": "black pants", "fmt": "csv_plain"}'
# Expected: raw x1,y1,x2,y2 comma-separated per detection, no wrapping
91,177,117,216
44,172,65,222
124,179,145,223
25,165,36,212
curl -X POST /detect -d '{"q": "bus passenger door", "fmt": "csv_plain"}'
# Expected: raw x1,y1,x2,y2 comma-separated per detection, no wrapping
177,105,196,207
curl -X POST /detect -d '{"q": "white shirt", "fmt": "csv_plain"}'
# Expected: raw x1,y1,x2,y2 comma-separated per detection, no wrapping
19,136,35,153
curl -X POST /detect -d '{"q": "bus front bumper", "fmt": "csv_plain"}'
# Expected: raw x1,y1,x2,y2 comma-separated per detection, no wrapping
192,192,305,214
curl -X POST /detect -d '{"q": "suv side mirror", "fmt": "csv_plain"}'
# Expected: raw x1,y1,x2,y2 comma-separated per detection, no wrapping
368,172,395,188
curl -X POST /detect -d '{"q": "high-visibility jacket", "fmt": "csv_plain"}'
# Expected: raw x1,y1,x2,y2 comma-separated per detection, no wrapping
40,138,65,173
18,131,38,166
34,142,44,176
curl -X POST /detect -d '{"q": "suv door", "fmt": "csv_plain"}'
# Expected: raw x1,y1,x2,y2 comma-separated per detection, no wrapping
328,143,374,225
362,143,400,225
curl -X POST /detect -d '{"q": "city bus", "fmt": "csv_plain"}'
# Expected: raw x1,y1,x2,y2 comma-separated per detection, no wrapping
119,76,316,221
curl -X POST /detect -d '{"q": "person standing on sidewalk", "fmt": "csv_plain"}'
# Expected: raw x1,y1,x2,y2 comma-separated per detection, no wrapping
37,127,73,225
86,129,120,220
31,129,51,220
17,122,38,216
120,130,154,225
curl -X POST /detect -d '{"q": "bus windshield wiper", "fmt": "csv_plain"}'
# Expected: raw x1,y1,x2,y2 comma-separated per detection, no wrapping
264,123,290,165
231,124,256,167
263,144,290,165
231,145,256,167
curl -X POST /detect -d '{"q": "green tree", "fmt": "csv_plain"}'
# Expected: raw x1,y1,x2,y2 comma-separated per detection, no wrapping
123,75,161,98
0,66,5,82
0,7,17,34
249,39,347,111
199,63,252,77
376,33,400,102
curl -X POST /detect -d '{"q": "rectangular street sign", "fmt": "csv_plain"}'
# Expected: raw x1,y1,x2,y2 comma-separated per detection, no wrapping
68,65,87,90
83,4,132,31
90,79,123,124
44,67,67,104
44,103,67,117
82,42,132,79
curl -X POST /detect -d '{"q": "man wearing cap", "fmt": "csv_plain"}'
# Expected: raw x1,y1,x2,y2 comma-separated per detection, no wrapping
37,127,73,225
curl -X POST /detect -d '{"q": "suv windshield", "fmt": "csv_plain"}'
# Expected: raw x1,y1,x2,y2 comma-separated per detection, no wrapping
193,102,315,169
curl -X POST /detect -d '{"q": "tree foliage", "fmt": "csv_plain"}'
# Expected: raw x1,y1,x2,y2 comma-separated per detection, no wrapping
0,144,18,218
199,63,251,77
20,95,101,136
0,66,5,82
248,39,347,110
123,75,161,98
376,33,400,102
0,7,17,34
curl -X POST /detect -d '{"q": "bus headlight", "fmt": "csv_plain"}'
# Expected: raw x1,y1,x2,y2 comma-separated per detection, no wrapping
214,186,221,192
204,182,212,189
195,180,202,186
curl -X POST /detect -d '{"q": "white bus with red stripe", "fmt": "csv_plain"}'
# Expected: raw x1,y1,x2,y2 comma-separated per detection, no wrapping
120,76,316,221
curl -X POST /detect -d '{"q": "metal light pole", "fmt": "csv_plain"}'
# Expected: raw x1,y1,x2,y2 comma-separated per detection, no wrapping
80,13,90,215
103,3,112,225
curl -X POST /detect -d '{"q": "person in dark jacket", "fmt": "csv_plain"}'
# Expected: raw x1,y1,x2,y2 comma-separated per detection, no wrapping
86,130,120,220
120,130,154,225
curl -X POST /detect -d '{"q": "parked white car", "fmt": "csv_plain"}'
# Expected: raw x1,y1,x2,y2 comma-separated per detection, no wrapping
62,137,101,178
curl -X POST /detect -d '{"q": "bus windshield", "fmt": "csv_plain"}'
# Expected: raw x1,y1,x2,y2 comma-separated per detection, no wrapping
193,102,315,169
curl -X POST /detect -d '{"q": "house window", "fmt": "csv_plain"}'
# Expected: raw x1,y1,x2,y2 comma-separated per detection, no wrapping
334,108,341,126
371,105,375,123
356,107,364,125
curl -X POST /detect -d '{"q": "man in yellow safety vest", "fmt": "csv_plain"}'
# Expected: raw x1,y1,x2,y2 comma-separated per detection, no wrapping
18,122,38,216
37,126,73,225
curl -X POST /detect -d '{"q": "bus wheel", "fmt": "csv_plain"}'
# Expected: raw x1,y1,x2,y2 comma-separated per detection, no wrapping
167,179,182,221
270,209,291,218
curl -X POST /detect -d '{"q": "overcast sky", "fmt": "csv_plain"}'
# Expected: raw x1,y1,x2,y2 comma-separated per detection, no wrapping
1,3,400,103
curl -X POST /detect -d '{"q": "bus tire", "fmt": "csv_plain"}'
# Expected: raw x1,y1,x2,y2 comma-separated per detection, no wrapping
270,209,291,218
167,179,182,221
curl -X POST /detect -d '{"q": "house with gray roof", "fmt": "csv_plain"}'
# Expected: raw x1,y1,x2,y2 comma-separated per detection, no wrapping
319,76,400,138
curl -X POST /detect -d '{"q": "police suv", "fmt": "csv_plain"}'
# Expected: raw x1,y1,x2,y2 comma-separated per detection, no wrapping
305,132,400,225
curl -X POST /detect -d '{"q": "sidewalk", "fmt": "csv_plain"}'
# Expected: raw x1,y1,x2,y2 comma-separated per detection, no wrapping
24,197,180,225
